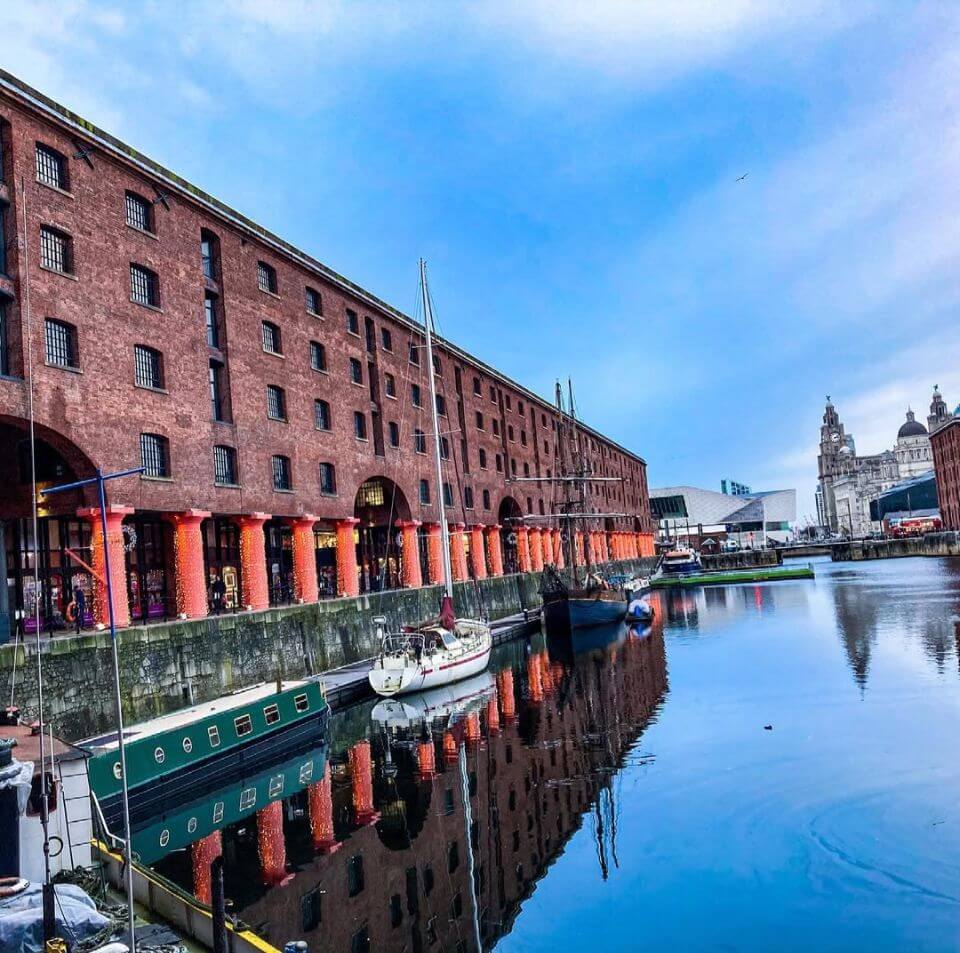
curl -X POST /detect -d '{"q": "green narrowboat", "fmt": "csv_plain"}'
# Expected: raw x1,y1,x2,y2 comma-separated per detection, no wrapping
82,678,328,828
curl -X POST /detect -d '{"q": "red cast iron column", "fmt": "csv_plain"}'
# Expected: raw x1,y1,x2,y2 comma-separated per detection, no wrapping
78,505,134,628
334,517,360,598
516,526,532,573
349,741,380,826
485,524,504,577
288,515,319,603
424,522,444,585
166,510,211,619
396,519,423,588
308,763,340,853
528,528,544,572
235,513,271,611
469,524,487,580
450,523,468,582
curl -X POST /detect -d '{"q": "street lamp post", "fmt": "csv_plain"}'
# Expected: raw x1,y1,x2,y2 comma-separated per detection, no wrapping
42,466,144,953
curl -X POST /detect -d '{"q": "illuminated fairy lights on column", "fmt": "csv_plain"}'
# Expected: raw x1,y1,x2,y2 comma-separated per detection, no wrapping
236,513,270,610
469,525,487,580
334,517,360,598
529,528,544,572
257,800,289,885
308,763,340,854
450,523,468,582
349,741,380,826
167,510,211,618
417,737,437,779
485,524,504,577
396,519,423,588
289,515,319,603
424,522,444,585
78,505,134,627
497,669,516,722
516,526,532,573
191,830,222,905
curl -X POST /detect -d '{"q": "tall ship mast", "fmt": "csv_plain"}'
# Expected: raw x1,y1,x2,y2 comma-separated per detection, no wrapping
367,261,493,697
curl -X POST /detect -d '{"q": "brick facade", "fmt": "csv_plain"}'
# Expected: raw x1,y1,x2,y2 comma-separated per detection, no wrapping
930,419,960,530
0,71,653,629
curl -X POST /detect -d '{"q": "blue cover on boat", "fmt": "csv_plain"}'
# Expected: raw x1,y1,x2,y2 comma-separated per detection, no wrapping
0,882,110,953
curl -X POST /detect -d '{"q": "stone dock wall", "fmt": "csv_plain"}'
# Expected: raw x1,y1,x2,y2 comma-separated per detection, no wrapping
1,559,656,742
701,550,781,571
831,532,960,562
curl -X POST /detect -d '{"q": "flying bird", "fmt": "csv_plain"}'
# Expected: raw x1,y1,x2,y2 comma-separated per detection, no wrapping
735,172,749,182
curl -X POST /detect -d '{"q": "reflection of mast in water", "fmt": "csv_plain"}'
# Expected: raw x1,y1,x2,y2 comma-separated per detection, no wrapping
460,742,482,953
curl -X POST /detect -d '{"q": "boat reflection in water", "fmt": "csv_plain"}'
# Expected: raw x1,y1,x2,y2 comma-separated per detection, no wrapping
147,620,667,952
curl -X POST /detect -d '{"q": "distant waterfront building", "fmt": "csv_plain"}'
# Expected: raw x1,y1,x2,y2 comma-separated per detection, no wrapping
650,485,797,546
817,388,945,536
868,471,939,530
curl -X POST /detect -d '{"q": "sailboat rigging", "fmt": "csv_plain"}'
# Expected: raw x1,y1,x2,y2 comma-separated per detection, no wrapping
539,379,633,631
367,261,492,697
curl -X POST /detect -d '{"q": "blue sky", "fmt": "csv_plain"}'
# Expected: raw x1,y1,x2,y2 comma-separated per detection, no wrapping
8,1,960,520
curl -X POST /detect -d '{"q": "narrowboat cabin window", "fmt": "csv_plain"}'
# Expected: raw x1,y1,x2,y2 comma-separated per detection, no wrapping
239,787,257,810
154,746,165,764
299,761,315,784
235,714,253,737
182,737,193,753
269,774,284,797
264,703,281,725
213,801,224,823
294,693,310,712
159,830,170,848
208,725,221,747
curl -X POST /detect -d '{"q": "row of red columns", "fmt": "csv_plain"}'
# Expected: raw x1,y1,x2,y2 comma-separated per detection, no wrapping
75,505,655,629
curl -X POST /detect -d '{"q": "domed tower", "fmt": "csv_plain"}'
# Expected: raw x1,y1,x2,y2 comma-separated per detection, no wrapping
927,385,952,433
896,408,932,478
818,396,853,532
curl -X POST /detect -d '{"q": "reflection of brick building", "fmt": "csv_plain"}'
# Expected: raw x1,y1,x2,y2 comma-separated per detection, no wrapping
155,626,667,951
0,70,654,640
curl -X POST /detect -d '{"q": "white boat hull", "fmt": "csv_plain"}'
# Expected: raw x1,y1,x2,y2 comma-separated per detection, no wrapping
368,622,492,698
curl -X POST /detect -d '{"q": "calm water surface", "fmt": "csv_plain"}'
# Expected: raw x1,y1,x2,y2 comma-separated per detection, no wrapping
145,558,960,951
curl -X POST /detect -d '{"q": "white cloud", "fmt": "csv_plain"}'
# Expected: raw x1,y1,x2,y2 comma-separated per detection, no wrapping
473,0,872,87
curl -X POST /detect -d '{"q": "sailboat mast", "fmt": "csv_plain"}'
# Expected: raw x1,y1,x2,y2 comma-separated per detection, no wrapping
556,381,577,582
568,378,593,572
420,259,455,599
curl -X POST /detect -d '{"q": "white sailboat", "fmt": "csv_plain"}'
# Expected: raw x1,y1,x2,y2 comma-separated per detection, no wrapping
367,260,492,697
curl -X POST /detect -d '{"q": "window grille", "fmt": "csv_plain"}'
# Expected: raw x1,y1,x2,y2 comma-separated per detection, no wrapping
140,433,169,477
130,263,158,306
44,319,77,368
305,286,321,314
214,445,237,485
350,358,362,384
134,345,163,389
40,227,71,273
36,144,66,189
315,399,331,430
258,261,277,293
310,341,326,371
346,309,359,334
272,455,291,490
262,321,281,354
354,411,367,439
126,192,152,231
319,462,336,495
267,385,286,420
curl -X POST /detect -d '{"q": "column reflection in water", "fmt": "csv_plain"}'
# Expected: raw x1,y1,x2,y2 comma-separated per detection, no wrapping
147,620,667,953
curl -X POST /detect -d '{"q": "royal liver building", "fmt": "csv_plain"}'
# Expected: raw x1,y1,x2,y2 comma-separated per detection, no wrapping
816,387,949,535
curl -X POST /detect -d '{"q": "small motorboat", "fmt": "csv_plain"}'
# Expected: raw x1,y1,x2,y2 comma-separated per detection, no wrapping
625,593,655,624
658,547,702,575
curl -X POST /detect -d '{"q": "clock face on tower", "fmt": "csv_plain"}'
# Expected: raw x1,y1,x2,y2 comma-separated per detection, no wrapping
830,432,840,444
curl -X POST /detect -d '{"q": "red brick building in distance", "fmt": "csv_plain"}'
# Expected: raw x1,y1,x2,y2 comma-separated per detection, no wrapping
0,69,654,638
930,419,960,530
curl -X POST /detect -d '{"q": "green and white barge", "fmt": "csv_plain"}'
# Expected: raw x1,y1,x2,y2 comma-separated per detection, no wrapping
81,678,328,832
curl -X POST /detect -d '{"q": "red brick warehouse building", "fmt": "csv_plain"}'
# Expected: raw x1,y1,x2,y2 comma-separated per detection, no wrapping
0,70,655,639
